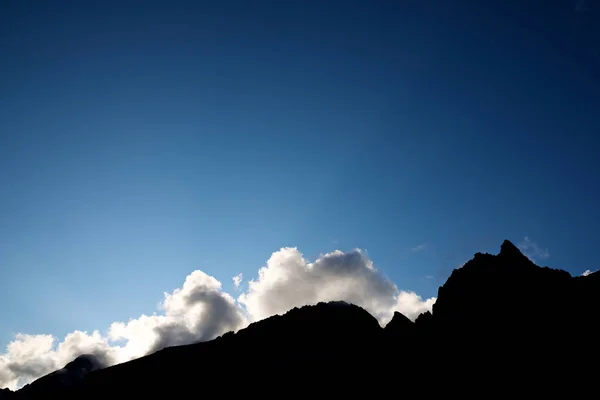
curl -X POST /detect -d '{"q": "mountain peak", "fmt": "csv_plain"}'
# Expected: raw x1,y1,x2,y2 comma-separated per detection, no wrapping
499,239,527,260
384,312,414,334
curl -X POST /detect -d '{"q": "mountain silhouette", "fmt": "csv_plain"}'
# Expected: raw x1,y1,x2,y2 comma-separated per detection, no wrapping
3,240,599,398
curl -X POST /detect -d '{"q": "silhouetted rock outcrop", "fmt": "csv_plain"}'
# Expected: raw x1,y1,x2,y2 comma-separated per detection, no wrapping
6,240,600,398
383,311,415,338
431,239,573,334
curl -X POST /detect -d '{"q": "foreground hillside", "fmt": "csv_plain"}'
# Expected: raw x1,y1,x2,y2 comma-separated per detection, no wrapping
3,240,599,398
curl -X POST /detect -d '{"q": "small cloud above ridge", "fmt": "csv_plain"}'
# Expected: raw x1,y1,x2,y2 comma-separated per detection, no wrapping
517,236,550,262
409,244,427,252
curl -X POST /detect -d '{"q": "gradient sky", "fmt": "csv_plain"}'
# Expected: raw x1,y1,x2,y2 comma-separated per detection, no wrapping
1,0,599,352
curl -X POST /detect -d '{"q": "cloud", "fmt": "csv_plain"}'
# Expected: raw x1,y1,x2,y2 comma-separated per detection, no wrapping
517,237,550,262
107,270,247,361
237,247,435,325
394,291,437,321
582,269,596,277
0,247,435,390
410,244,427,252
232,273,243,289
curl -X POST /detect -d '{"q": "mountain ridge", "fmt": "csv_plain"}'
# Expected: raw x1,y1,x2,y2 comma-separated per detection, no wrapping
3,239,599,398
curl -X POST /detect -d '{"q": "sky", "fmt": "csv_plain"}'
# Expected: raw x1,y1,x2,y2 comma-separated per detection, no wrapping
1,0,599,390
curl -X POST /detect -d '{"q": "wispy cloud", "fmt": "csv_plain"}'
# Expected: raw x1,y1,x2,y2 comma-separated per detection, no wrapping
232,273,243,289
517,237,550,262
425,275,435,280
410,244,427,252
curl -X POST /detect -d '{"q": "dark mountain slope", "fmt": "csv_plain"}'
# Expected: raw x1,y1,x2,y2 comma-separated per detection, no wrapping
10,301,386,398
5,240,600,398
82,301,384,396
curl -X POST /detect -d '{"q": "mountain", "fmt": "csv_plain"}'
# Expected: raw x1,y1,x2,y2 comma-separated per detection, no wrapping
3,240,599,398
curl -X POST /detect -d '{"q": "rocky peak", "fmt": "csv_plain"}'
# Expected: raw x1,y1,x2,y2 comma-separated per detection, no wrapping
499,239,524,258
431,240,575,337
383,311,415,342
385,311,413,330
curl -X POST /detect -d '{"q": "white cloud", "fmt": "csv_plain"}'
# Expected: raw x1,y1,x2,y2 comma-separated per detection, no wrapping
582,269,596,277
0,247,435,390
107,270,247,362
410,244,427,252
394,291,437,321
518,236,550,262
237,247,435,325
232,273,243,289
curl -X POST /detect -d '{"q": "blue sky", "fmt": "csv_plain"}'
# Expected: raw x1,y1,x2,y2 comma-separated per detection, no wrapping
1,0,599,384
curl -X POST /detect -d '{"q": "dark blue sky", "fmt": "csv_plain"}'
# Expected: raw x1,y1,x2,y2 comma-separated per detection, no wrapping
1,0,599,352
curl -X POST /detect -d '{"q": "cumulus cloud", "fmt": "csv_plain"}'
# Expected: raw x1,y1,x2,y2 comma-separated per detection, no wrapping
0,271,246,390
394,291,437,321
237,247,435,324
0,247,435,390
518,237,550,262
107,270,247,361
232,273,243,289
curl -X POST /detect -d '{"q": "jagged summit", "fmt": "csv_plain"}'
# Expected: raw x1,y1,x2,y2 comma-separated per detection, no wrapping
498,239,535,265
499,239,522,257
383,311,415,339
386,311,412,328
